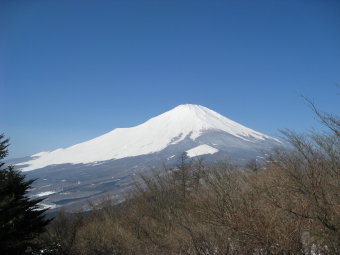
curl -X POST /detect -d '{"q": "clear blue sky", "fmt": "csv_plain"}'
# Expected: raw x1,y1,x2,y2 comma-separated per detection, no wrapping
1,0,339,158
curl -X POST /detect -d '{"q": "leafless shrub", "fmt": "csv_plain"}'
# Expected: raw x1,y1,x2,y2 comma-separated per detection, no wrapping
38,101,339,255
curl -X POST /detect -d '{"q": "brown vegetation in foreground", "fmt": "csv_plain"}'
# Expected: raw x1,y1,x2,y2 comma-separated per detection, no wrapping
38,108,339,255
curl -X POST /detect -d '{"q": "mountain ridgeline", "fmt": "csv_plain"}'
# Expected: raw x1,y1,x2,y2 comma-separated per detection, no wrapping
14,104,281,210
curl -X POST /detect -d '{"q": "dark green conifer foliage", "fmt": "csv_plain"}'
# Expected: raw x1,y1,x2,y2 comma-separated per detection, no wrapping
0,134,51,255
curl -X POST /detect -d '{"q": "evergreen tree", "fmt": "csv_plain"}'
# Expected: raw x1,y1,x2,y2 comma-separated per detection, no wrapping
0,134,52,255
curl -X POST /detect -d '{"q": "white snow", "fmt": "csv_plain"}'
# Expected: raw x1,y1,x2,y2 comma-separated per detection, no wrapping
34,191,56,197
17,104,278,171
32,151,49,157
167,155,176,160
186,144,219,158
38,203,57,210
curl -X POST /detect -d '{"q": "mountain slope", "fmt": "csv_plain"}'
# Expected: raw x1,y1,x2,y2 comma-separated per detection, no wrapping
13,104,282,211
17,104,279,172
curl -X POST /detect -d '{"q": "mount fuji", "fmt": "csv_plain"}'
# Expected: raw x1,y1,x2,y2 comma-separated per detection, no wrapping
13,104,281,210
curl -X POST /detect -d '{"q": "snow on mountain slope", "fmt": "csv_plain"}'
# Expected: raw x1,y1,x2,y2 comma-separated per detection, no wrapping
186,144,219,158
17,104,278,171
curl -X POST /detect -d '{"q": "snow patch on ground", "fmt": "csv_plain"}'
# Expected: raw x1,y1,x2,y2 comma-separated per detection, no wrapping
186,144,219,158
38,203,57,210
34,191,56,197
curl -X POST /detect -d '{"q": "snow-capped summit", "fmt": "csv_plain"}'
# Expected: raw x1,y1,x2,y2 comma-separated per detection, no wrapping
17,104,280,171
149,104,272,141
